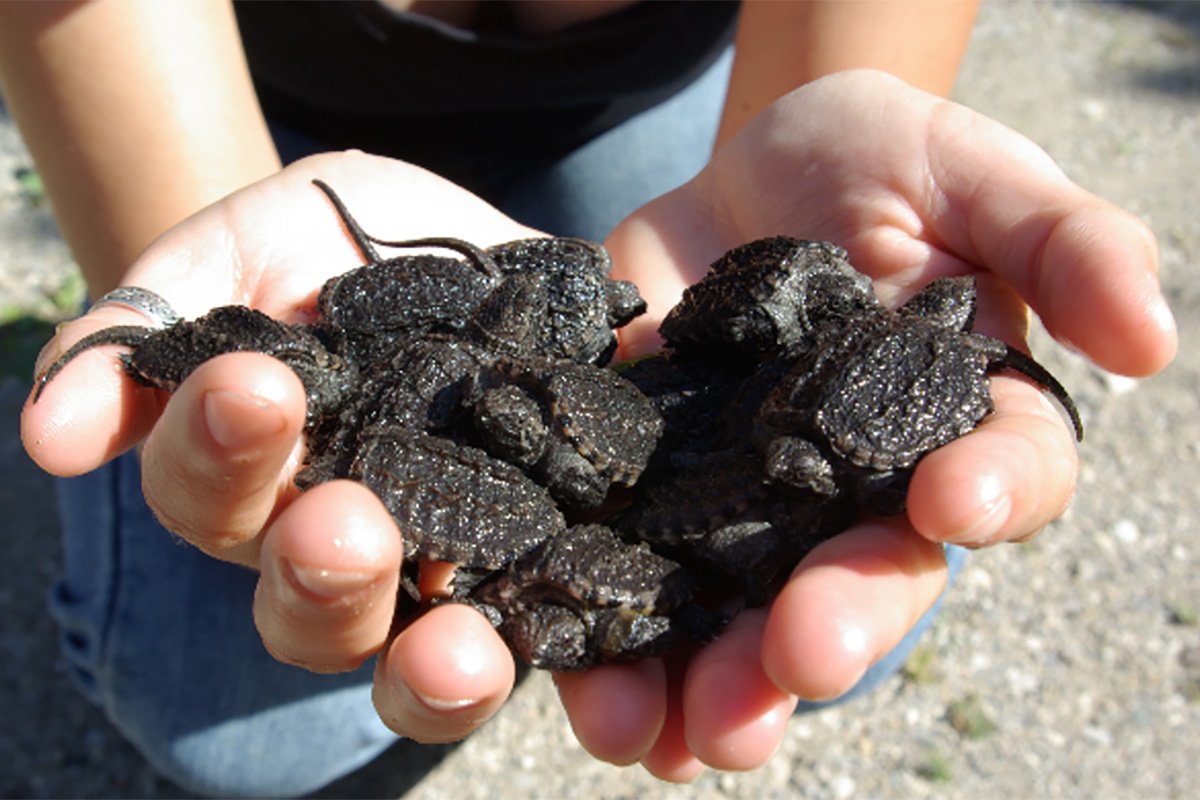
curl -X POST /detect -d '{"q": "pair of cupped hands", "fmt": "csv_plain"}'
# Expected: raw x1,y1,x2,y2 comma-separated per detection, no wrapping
22,72,1175,780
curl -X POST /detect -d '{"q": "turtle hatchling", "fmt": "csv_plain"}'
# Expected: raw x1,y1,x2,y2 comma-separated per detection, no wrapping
469,524,724,671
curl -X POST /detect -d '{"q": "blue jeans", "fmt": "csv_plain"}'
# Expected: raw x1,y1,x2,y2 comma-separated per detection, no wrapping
50,48,966,797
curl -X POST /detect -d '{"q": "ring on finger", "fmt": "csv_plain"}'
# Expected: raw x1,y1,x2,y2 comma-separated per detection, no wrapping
90,286,181,329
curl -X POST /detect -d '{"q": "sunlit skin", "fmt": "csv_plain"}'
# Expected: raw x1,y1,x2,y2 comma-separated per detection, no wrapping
22,73,1175,779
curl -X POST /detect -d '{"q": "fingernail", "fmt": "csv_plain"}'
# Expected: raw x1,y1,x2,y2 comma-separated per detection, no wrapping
1146,289,1177,340
410,689,483,713
203,389,287,452
800,668,864,704
285,560,379,599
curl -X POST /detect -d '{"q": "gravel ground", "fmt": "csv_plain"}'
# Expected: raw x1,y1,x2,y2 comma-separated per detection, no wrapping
2,2,1197,798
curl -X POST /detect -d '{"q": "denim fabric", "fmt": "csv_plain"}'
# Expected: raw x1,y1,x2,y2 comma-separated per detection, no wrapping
50,452,394,797
498,48,733,241
49,45,966,797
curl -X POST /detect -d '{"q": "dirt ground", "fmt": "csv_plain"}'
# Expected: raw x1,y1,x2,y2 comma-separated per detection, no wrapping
1,2,1197,797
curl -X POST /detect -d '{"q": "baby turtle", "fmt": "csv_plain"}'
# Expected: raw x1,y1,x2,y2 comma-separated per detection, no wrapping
658,237,880,355
486,237,647,365
470,356,664,509
337,427,565,597
311,180,643,369
468,524,723,671
750,274,1083,512
610,446,838,606
33,304,357,429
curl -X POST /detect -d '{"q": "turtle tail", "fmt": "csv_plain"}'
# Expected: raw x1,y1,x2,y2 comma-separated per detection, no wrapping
33,325,156,402
992,344,1084,441
312,179,501,280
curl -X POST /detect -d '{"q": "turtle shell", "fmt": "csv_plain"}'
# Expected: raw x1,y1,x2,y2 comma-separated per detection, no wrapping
812,324,996,469
488,237,645,365
759,317,995,471
659,237,878,353
611,450,769,545
484,524,695,615
314,254,495,369
485,357,664,487
349,427,564,568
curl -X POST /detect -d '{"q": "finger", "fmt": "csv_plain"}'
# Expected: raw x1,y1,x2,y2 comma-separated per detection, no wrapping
761,520,948,701
906,377,1079,547
139,351,307,564
640,655,706,783
372,603,515,744
924,102,1176,377
605,188,731,359
23,307,169,476
680,608,797,771
1025,202,1175,377
254,480,403,672
554,659,667,766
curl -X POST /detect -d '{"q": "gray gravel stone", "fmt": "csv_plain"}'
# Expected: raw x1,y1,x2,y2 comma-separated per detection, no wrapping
2,2,1197,797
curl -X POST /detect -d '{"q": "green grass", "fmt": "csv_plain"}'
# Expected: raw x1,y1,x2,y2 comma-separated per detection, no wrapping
13,166,45,207
915,748,953,783
0,265,85,383
1169,603,1198,627
902,642,940,685
947,693,999,740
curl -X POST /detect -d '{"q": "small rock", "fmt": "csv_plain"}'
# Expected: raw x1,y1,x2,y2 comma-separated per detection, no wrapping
1112,519,1140,544
1099,371,1139,395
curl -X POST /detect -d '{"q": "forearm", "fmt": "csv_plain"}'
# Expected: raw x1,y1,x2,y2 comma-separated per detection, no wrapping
0,0,281,295
716,0,980,149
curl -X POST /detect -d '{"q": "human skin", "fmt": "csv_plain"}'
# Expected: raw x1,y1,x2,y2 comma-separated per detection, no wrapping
22,70,1177,777
715,0,980,148
0,0,282,295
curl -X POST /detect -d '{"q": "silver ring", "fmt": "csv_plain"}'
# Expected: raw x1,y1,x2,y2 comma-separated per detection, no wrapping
90,287,180,329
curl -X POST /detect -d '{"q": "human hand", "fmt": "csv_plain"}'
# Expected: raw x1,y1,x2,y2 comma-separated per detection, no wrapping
22,151,542,744
556,70,1177,779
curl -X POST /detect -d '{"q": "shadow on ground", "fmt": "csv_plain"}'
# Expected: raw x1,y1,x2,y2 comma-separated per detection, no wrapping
1117,0,1200,96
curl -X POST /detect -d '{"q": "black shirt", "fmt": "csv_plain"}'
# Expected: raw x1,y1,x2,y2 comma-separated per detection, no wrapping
234,1,739,193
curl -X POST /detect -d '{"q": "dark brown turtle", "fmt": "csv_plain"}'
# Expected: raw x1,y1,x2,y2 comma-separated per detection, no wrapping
33,304,357,430
468,524,723,671
609,447,836,606
310,181,645,372
750,274,1083,513
470,356,664,509
333,427,565,597
486,237,647,366
658,237,879,355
